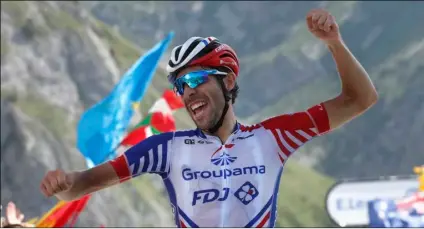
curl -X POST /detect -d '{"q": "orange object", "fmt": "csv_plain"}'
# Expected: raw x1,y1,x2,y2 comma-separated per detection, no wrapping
414,165,424,191
36,195,91,228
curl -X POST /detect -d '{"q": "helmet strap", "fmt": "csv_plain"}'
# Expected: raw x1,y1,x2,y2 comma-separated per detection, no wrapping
207,77,232,134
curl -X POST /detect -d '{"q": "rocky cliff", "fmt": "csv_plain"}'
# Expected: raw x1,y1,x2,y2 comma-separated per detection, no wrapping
1,1,174,227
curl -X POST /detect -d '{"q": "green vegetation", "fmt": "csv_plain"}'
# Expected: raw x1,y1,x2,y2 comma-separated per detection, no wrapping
0,89,74,140
1,1,28,27
277,160,335,227
43,8,81,31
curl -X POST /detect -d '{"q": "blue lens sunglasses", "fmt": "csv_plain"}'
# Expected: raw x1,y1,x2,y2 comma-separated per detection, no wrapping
173,69,227,96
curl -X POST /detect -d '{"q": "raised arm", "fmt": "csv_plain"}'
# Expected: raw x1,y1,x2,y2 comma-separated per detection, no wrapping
258,9,378,164
40,132,174,201
306,9,378,130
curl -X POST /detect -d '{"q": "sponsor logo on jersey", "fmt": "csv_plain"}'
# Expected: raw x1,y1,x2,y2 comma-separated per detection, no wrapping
211,152,237,166
235,134,254,141
210,143,236,166
197,140,213,144
192,187,229,206
184,139,195,145
234,181,259,205
182,165,266,181
191,182,260,206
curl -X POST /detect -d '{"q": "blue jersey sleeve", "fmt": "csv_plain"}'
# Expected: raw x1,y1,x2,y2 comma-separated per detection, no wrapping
109,132,174,182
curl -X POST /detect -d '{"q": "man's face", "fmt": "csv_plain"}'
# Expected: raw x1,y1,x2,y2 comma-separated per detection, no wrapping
176,66,226,130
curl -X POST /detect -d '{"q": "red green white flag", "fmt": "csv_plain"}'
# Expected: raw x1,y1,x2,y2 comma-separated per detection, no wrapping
120,89,184,146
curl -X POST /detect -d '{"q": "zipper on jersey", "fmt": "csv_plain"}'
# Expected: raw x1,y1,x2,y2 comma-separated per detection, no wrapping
200,122,240,145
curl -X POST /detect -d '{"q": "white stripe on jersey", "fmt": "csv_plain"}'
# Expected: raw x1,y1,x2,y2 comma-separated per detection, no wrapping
251,203,271,227
178,208,195,228
179,217,189,228
296,130,312,140
278,148,288,161
285,130,303,146
276,129,295,153
147,149,154,172
129,156,145,176
165,140,172,174
155,143,163,172
129,163,136,176
138,156,146,174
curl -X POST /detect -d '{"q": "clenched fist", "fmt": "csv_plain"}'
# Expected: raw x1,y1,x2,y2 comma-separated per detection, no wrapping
306,9,341,43
40,169,74,197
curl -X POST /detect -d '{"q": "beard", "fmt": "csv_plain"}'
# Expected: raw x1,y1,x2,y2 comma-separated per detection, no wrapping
196,106,222,131
186,95,225,132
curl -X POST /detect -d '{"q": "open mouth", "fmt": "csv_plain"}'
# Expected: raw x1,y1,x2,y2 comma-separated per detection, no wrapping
189,101,208,119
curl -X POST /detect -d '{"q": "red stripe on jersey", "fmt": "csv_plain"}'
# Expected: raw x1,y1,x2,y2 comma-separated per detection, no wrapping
281,130,299,151
256,211,271,228
211,145,223,157
108,155,131,182
225,143,235,148
180,221,187,228
307,103,330,134
290,130,308,142
270,129,290,158
240,124,261,132
303,128,317,138
277,153,285,164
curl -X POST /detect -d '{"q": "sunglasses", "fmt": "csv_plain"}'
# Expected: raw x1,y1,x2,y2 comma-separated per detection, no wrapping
173,69,227,96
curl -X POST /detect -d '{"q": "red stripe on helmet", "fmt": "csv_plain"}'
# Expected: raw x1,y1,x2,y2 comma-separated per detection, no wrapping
189,44,240,77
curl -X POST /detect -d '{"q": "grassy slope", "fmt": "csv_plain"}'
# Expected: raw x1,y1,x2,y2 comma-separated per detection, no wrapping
277,160,335,227
1,1,334,226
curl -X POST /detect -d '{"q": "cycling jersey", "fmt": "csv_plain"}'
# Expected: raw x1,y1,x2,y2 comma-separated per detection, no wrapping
109,103,330,227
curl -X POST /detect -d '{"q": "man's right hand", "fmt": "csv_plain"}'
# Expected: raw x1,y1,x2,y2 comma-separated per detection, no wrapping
40,169,74,197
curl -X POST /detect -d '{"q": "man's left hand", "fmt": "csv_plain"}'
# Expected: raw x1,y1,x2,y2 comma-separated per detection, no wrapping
306,9,341,44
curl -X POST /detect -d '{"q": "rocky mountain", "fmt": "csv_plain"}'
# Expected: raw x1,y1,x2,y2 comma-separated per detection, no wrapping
1,1,334,227
1,1,174,227
82,1,424,178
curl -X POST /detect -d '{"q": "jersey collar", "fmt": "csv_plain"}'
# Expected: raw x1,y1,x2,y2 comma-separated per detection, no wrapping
196,121,240,139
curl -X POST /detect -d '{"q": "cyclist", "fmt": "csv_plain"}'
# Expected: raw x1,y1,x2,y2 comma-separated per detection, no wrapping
40,9,378,227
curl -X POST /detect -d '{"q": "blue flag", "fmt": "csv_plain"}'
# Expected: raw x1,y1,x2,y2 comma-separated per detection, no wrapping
368,193,424,228
77,32,174,166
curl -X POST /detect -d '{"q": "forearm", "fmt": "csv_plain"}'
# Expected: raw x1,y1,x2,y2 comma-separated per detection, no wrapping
55,167,118,201
327,40,378,108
